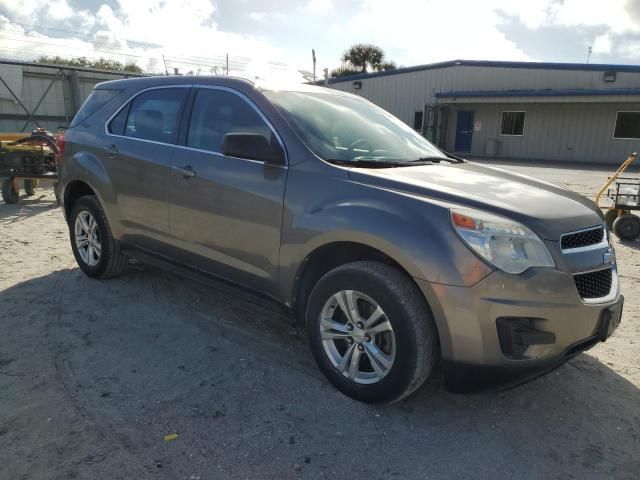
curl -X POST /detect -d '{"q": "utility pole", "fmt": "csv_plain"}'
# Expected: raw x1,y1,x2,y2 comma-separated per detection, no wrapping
226,53,229,75
312,49,316,83
162,54,169,76
587,46,592,64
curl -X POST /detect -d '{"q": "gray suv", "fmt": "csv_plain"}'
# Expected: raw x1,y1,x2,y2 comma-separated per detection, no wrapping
57,76,623,403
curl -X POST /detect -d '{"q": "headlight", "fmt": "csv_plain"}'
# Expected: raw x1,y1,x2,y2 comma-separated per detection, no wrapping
450,207,555,274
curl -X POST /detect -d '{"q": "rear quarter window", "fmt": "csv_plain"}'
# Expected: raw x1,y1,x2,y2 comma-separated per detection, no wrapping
70,89,121,127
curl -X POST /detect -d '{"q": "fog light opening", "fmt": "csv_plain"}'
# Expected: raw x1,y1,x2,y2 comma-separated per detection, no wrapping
496,317,556,359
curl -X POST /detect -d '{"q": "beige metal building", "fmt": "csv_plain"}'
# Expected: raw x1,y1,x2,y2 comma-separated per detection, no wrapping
325,60,640,165
0,60,142,133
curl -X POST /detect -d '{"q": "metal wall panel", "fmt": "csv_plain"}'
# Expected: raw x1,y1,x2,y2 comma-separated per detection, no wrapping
444,102,640,164
328,64,640,164
0,62,135,132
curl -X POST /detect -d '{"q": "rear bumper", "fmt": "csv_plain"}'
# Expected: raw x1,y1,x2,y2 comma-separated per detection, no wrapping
415,267,623,391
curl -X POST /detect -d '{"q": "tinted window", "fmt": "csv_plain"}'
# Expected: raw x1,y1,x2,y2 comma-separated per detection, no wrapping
108,104,129,135
70,89,120,127
613,112,640,139
501,111,526,136
124,88,187,144
187,89,273,153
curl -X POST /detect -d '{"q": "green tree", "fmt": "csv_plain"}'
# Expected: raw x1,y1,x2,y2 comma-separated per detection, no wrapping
36,55,144,73
378,60,397,71
330,65,363,78
330,44,397,78
341,44,396,73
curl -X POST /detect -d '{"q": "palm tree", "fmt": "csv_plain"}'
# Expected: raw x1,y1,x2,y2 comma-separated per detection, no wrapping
342,44,384,72
330,44,397,78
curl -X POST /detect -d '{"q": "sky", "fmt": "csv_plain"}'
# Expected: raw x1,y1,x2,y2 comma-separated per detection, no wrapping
1,0,640,80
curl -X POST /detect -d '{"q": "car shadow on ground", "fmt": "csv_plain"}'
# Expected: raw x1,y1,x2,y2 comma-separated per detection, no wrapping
1,266,639,480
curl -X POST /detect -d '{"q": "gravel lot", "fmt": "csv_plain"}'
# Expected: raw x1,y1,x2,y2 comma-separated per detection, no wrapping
1,161,639,480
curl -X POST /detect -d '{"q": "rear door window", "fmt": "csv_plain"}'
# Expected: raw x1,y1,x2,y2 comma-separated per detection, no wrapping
114,88,188,144
70,89,120,127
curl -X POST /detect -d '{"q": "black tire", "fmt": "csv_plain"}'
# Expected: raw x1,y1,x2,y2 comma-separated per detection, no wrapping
306,261,438,403
23,179,37,196
604,208,618,231
68,195,127,278
613,214,640,241
1,179,19,204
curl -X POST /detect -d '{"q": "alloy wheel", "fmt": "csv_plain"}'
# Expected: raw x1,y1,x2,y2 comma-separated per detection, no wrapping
74,210,101,267
319,290,396,384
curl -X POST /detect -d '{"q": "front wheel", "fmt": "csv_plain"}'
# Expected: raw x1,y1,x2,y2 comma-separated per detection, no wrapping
306,261,439,403
2,178,19,204
68,195,127,278
613,214,640,241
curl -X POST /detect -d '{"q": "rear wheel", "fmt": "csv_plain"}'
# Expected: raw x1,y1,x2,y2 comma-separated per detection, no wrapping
306,261,438,403
23,179,38,196
1,178,19,204
604,208,618,231
69,195,127,278
613,214,640,241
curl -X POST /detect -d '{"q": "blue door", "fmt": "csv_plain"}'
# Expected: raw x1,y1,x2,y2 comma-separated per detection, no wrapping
454,111,474,152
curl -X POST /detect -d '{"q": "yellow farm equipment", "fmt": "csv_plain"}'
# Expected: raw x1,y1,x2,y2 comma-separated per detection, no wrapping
595,152,640,241
0,129,59,204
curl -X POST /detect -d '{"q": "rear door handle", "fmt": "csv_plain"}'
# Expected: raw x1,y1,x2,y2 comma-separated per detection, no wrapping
103,144,118,157
172,164,196,178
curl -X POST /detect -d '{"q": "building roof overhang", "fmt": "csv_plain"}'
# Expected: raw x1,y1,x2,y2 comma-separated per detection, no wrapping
435,88,640,104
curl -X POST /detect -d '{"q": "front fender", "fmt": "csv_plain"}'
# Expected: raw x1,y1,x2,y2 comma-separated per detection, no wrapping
279,170,493,304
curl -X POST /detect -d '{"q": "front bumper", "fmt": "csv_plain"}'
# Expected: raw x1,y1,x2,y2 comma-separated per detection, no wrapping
415,266,623,391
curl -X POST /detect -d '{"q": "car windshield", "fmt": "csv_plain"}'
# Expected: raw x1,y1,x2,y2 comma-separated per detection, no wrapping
262,90,446,163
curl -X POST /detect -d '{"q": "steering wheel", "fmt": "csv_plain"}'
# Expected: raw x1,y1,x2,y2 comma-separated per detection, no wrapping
349,138,373,153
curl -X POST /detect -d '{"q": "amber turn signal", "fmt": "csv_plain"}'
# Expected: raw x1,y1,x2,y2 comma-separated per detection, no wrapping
451,212,476,230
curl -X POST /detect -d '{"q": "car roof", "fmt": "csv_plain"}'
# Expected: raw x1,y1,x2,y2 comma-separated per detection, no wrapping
95,75,355,98
95,75,254,90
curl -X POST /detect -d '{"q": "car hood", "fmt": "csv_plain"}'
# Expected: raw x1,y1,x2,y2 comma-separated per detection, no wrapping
347,161,603,241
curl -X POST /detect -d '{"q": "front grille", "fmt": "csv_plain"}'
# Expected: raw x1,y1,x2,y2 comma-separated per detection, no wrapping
561,226,605,250
574,268,612,299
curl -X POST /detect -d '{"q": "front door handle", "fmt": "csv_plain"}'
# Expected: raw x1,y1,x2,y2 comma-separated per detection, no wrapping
173,164,196,178
103,144,118,157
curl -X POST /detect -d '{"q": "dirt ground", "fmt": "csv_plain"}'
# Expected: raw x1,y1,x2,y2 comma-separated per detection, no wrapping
1,161,639,480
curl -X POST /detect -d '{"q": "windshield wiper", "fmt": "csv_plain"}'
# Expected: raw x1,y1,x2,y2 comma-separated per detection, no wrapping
326,158,434,168
415,155,465,164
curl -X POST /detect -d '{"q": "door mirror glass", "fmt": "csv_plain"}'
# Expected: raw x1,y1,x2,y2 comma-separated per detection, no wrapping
222,133,284,164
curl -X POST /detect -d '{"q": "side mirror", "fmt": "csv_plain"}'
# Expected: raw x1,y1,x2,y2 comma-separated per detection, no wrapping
222,133,284,164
